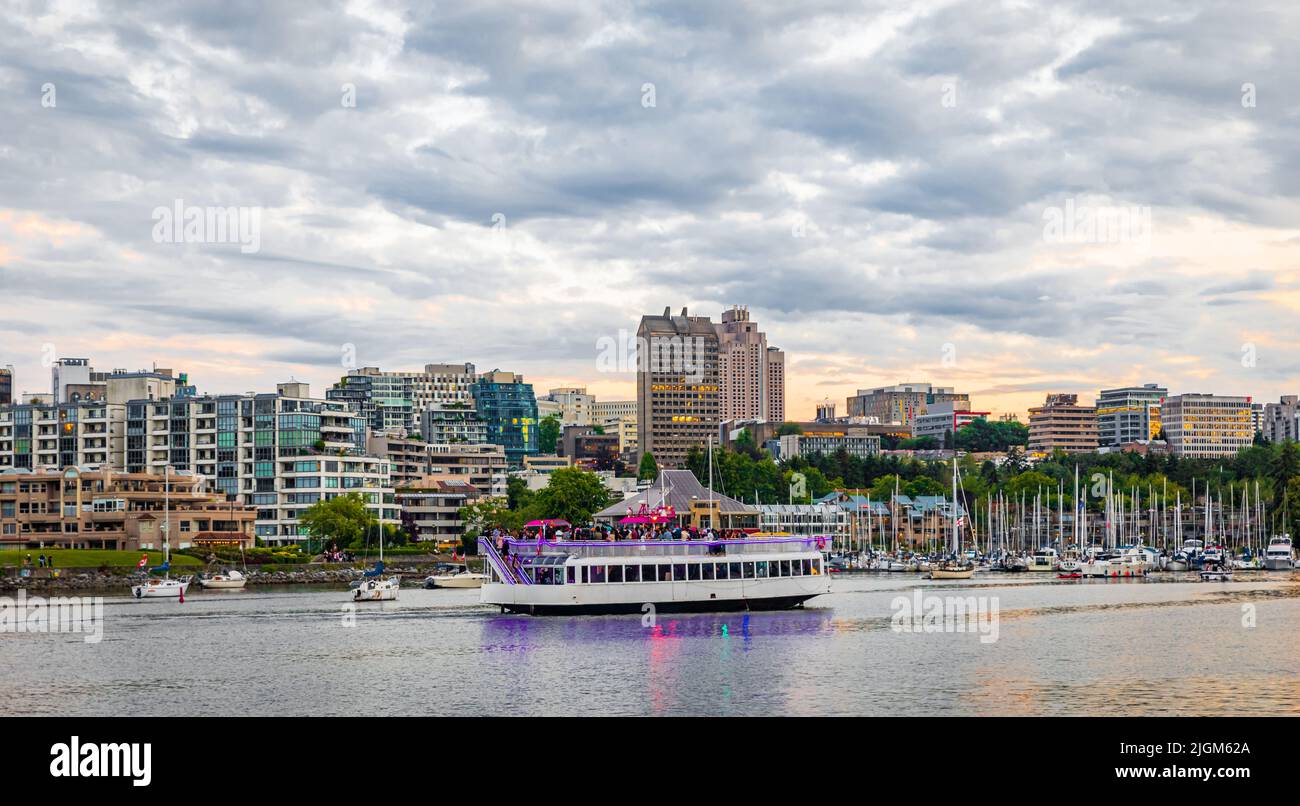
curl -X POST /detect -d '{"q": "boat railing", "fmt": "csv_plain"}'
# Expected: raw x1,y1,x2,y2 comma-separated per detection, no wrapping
501,535,825,559
478,538,530,585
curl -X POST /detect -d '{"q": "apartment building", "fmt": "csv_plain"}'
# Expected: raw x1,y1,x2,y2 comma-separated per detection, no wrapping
847,383,970,426
776,432,881,460
541,387,595,426
327,363,479,434
1263,395,1300,444
394,478,479,544
0,366,12,405
0,466,255,551
1161,393,1253,459
366,431,507,496
911,401,990,444
472,370,538,466
420,403,487,444
715,306,785,423
1027,394,1099,455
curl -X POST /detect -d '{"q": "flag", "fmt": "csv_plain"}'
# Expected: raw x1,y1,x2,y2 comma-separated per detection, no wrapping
137,554,148,569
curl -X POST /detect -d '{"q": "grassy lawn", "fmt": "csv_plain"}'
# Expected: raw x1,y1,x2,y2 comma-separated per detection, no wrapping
0,549,203,569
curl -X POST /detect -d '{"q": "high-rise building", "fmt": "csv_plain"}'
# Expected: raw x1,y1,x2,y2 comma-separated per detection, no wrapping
1095,384,1167,446
1161,393,1254,458
637,307,720,468
1027,394,1098,454
846,383,969,426
471,370,538,466
0,366,12,405
1263,395,1300,444
715,306,785,423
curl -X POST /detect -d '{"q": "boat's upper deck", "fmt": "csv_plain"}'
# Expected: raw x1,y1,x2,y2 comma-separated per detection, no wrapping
500,534,825,560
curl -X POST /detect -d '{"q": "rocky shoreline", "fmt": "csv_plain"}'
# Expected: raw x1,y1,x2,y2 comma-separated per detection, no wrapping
0,567,372,594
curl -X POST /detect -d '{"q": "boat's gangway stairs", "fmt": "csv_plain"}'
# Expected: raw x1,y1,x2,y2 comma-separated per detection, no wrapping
477,538,532,585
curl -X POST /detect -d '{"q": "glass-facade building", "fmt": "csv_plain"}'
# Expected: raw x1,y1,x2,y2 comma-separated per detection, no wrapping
472,375,538,466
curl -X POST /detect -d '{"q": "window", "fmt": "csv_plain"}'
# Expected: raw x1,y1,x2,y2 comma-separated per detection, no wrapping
780,560,792,577
656,564,671,582
581,566,589,584
801,559,812,575
566,566,575,584
702,562,716,580
755,561,768,578
590,565,606,584
729,562,742,579
688,562,701,580
742,562,755,579
672,563,686,581
624,564,640,582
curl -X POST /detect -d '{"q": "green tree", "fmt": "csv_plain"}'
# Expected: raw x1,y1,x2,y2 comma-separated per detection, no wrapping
298,493,376,551
506,475,535,511
537,415,561,454
532,467,612,524
776,422,804,436
638,451,660,481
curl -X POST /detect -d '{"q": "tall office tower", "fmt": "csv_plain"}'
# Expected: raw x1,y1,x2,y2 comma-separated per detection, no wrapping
1095,384,1167,446
1161,394,1253,459
637,307,720,469
471,370,538,466
715,305,785,423
0,366,11,405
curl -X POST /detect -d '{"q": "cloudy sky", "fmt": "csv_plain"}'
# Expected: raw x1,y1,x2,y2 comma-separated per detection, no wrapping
2,0,1298,418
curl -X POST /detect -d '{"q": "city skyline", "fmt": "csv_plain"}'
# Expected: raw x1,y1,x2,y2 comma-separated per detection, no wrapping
3,3,1298,423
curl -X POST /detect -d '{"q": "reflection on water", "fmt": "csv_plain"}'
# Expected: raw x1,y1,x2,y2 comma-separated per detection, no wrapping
2,576,1298,716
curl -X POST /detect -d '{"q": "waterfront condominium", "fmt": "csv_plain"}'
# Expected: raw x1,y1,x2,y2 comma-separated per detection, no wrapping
1095,383,1167,446
471,370,538,467
715,305,785,423
1160,393,1254,459
539,387,596,426
846,382,970,426
327,363,479,434
123,382,395,543
1027,393,1099,455
636,307,721,468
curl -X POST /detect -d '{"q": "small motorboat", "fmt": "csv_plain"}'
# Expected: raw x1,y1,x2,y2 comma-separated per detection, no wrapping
198,569,247,590
132,575,192,599
1199,561,1233,582
424,563,488,589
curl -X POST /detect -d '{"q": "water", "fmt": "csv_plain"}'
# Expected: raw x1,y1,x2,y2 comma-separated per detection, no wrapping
3,573,1299,716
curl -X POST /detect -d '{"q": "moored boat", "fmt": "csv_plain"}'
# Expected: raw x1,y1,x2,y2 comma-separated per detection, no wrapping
1264,536,1294,571
198,569,247,589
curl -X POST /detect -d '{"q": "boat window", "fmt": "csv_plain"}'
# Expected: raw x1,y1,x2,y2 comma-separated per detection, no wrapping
672,563,686,581
609,565,623,583
801,559,812,575
702,562,715,580
590,565,607,584
567,566,575,584
790,559,801,576
742,562,755,579
688,562,701,581
755,561,768,578
624,564,640,582
656,564,671,582
728,562,741,579
780,560,791,577
715,563,728,580
581,565,589,584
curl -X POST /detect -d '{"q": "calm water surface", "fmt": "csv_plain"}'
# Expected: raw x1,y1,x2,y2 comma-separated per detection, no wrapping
4,572,1299,716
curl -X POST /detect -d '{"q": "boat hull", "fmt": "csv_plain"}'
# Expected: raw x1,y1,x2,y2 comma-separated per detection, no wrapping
929,568,975,579
352,579,399,601
496,594,819,616
1264,557,1294,571
429,575,487,589
199,578,247,589
132,579,191,598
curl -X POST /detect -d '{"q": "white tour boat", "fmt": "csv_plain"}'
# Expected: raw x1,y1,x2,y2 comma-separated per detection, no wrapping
1264,536,1294,571
478,534,831,615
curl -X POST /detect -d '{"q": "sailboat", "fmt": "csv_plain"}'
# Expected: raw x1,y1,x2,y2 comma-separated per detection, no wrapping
930,457,975,579
132,466,193,599
352,513,399,602
199,535,249,589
